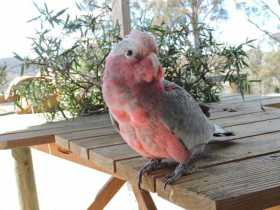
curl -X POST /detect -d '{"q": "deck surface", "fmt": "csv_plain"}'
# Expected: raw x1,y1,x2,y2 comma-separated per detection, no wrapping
1,95,280,210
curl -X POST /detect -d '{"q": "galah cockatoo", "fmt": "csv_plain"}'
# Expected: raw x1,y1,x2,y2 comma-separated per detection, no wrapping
102,30,233,188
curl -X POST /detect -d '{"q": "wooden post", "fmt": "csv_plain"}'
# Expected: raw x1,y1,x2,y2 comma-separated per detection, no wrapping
87,177,126,210
12,147,39,210
112,0,131,37
131,185,157,210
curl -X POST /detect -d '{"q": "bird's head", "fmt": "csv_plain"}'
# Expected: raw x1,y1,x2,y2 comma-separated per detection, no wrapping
104,30,164,86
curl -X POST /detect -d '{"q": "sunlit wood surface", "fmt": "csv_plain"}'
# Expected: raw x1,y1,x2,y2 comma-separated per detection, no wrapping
2,95,280,210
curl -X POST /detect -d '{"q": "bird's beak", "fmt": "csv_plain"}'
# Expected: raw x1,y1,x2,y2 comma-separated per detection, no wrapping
147,52,160,77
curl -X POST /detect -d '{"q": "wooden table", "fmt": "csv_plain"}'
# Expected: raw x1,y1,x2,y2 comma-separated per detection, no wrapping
1,95,280,210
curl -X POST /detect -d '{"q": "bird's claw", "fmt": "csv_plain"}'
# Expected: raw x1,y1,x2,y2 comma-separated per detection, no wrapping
188,165,202,174
162,162,202,190
137,159,162,190
137,170,144,190
163,173,177,190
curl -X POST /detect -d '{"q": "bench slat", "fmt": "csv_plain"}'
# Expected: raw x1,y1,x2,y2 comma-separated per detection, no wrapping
212,109,280,127
0,116,110,149
70,134,124,159
57,110,280,177
55,125,115,149
89,144,140,172
156,154,280,210
1,114,109,135
212,117,280,141
115,131,280,191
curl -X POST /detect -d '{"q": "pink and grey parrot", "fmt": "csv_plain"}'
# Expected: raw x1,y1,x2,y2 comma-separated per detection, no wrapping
102,30,233,188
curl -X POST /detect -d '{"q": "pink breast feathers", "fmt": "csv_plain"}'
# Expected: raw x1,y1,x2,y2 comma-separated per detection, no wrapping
111,108,190,163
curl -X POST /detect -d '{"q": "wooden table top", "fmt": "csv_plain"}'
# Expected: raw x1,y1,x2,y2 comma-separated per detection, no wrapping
1,95,280,210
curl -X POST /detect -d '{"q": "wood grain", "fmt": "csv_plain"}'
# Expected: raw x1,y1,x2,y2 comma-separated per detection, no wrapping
89,144,140,172
212,117,280,141
212,109,280,127
69,134,124,159
3,95,280,210
1,114,109,135
115,131,280,190
131,185,157,210
87,177,125,210
0,115,110,149
156,154,280,210
12,147,39,210
55,125,116,150
32,143,123,177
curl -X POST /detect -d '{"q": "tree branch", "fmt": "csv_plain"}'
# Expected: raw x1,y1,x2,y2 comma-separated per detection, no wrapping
203,4,218,20
247,18,280,43
179,0,192,19
259,0,280,21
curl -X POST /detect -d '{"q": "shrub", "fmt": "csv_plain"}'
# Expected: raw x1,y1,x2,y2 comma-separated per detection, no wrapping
14,1,251,119
0,65,7,96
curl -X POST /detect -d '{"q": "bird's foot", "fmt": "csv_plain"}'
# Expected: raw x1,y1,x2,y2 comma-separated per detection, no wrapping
163,162,201,189
138,159,164,189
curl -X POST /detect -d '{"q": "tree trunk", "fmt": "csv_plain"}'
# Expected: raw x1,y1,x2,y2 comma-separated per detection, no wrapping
191,0,201,53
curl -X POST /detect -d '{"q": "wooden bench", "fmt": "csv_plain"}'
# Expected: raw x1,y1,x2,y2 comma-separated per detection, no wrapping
1,95,280,210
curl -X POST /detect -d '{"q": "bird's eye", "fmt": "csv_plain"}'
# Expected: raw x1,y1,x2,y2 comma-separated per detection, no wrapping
126,49,133,57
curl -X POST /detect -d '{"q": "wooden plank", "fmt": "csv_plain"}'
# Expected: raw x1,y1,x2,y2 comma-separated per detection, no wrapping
156,153,280,210
87,177,126,210
210,105,263,120
116,131,280,192
212,118,280,142
69,134,124,159
242,96,280,106
57,126,116,141
209,98,280,119
209,103,264,118
267,206,280,210
12,147,39,210
266,103,280,109
57,108,280,159
55,126,116,150
0,134,55,149
212,109,280,127
112,0,131,37
131,185,157,210
32,143,123,177
211,96,280,108
1,114,110,135
89,144,140,173
0,116,111,149
209,96,280,116
116,157,163,192
217,95,273,104
65,105,280,176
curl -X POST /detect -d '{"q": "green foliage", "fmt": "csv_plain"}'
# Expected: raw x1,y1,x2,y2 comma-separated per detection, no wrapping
247,48,280,94
14,1,120,119
0,65,7,94
142,23,251,102
13,79,58,117
0,65,7,86
14,1,251,119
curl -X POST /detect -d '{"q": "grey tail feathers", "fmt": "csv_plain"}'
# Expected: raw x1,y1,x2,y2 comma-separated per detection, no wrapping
213,124,235,137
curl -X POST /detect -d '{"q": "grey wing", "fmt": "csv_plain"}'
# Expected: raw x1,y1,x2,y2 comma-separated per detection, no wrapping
158,80,214,150
109,111,120,132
